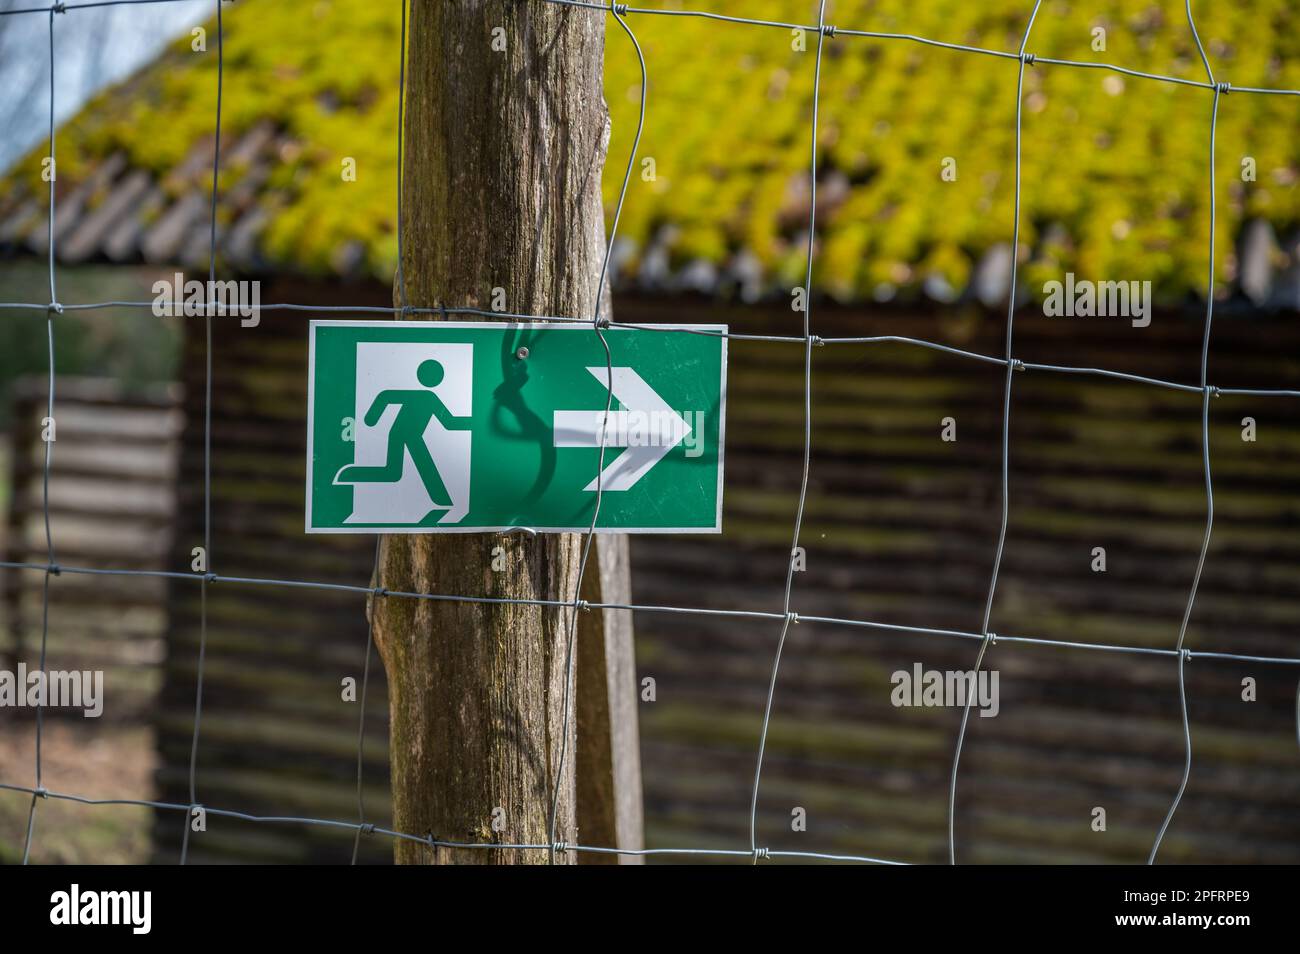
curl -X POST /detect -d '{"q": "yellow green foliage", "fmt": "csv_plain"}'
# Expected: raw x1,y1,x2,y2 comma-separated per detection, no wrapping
13,0,1300,298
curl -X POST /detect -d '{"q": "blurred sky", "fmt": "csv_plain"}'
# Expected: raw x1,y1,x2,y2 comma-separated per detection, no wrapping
0,0,208,173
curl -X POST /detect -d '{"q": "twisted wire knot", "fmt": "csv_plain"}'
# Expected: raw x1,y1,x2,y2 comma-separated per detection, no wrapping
752,846,771,862
594,315,612,329
1020,52,1036,66
52,3,67,13
611,2,629,15
552,840,570,854
47,302,63,316
373,586,389,598
787,611,800,625
203,572,218,583
821,24,837,38
46,563,61,576
360,823,376,835
1216,81,1231,94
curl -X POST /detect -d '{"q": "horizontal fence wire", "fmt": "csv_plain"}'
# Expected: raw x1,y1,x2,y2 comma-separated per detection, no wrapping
1,0,1298,866
2,300,1299,395
1,558,1298,666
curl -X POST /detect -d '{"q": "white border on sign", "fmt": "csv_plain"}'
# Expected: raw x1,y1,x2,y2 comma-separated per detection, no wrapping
305,320,729,535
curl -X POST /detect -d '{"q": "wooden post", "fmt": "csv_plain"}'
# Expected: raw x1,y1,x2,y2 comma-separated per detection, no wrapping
372,0,641,864
575,534,644,863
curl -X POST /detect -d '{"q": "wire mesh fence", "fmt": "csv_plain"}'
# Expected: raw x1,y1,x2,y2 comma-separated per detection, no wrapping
1,0,1299,866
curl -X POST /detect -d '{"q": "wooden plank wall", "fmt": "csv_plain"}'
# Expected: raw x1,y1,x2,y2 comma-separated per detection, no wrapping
1,376,180,721
620,297,1300,864
154,287,1300,864
154,297,389,864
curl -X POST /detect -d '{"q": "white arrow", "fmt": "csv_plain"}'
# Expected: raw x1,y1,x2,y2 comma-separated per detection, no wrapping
553,367,690,492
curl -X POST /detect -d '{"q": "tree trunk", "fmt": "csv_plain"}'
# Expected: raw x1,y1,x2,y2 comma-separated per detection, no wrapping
372,0,615,865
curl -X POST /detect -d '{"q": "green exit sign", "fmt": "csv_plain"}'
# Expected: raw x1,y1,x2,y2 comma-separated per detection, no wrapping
307,321,728,533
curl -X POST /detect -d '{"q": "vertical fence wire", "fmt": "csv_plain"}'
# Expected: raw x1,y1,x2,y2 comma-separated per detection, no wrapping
547,1,647,864
747,0,829,863
21,1,64,868
1147,0,1225,866
179,0,222,867
350,538,382,864
946,0,1044,866
349,0,411,867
